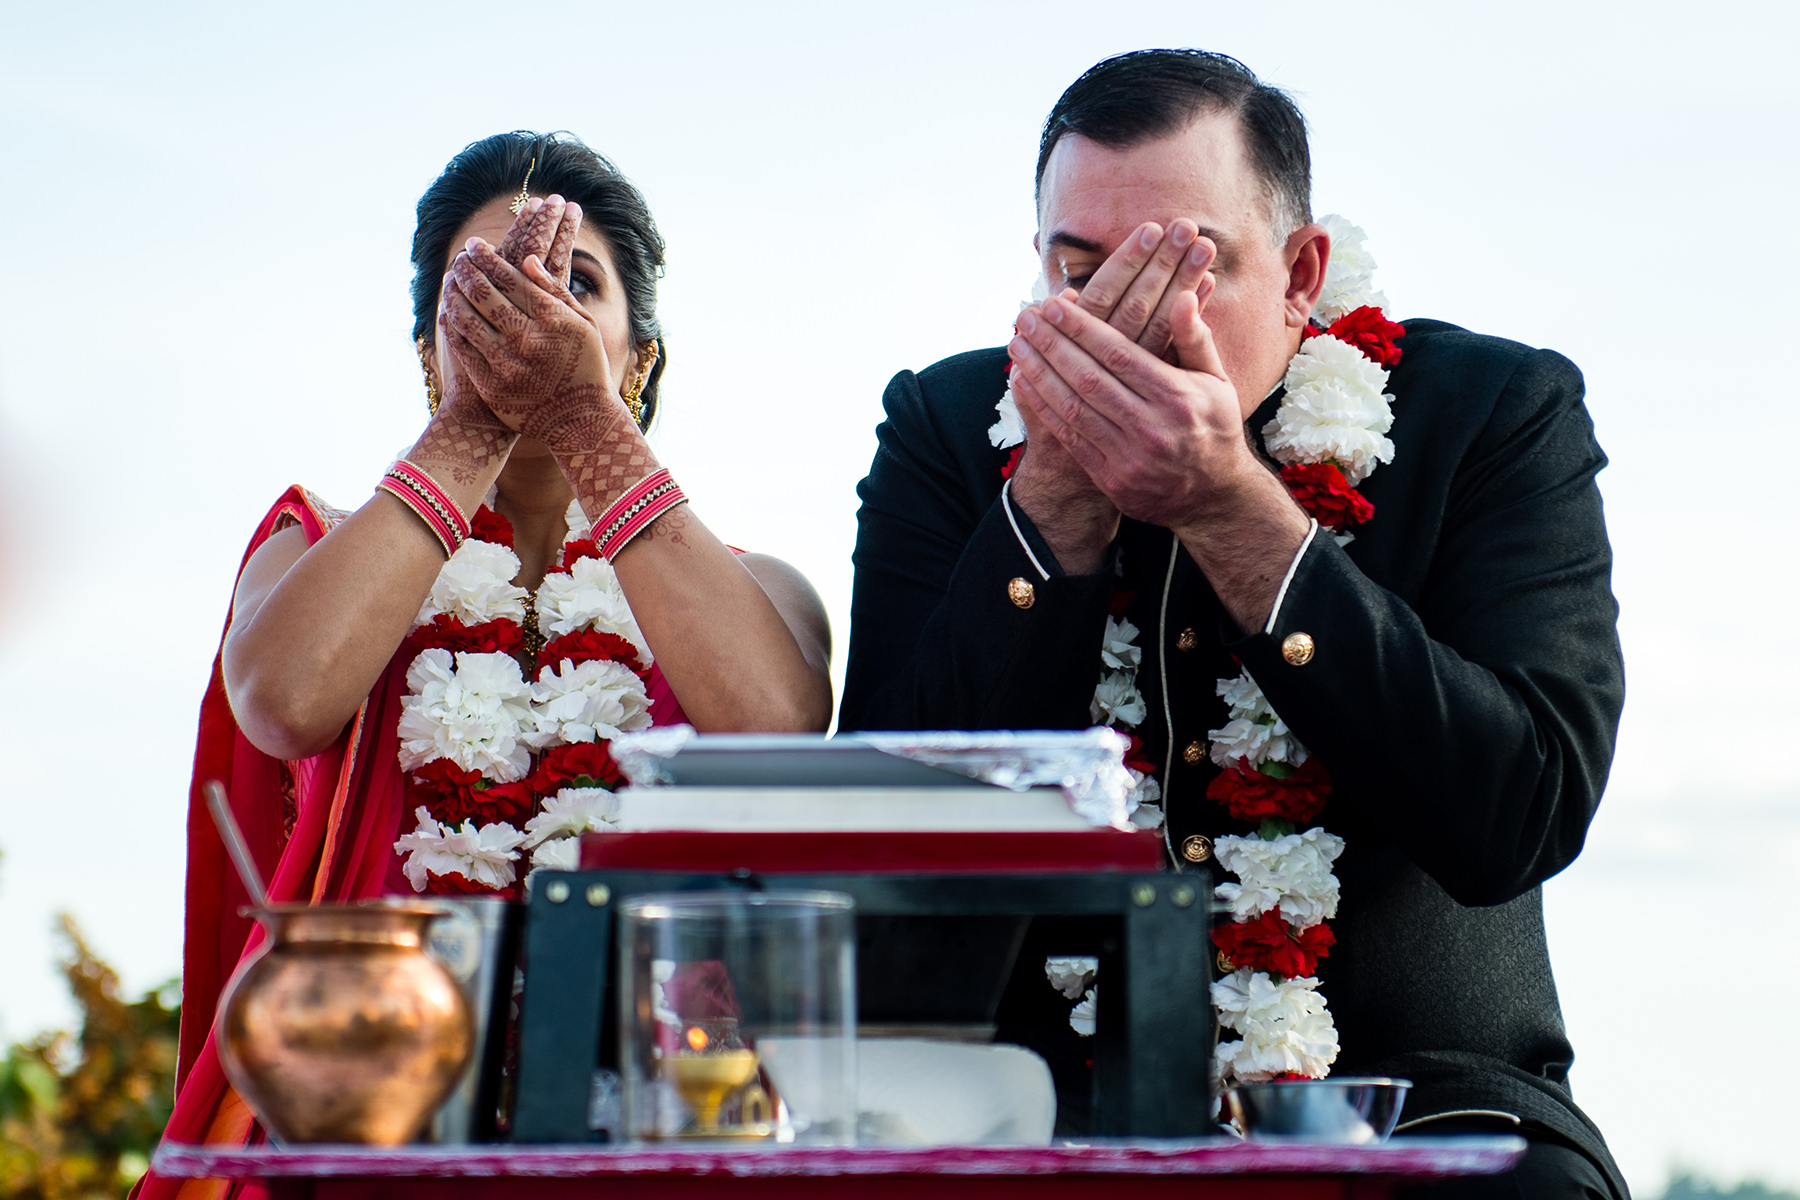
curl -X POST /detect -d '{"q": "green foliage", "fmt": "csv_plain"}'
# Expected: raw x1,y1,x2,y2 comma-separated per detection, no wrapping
0,914,180,1200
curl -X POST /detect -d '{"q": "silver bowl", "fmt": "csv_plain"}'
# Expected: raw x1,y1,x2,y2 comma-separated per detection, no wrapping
1226,1077,1412,1143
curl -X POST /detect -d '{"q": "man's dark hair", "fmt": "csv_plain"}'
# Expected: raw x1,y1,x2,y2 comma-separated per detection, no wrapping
411,131,669,427
1036,49,1312,243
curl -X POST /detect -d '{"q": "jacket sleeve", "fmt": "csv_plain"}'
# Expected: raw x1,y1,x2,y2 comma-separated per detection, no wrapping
1233,348,1624,906
838,367,1113,732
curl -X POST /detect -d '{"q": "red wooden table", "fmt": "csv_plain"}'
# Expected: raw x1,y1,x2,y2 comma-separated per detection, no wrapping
154,1137,1526,1198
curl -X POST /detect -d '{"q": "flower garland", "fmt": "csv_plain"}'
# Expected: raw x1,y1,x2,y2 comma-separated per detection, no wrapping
391,500,655,897
990,217,1406,1081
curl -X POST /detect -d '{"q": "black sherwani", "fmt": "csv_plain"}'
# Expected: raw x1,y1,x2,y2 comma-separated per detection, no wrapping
840,319,1627,1195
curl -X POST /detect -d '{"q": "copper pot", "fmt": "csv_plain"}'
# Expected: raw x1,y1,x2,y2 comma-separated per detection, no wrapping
217,902,474,1144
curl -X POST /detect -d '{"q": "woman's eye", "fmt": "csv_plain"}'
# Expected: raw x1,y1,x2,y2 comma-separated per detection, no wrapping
570,270,599,297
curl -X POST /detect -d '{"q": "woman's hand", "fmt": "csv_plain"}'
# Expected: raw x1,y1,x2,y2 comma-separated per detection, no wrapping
441,236,633,454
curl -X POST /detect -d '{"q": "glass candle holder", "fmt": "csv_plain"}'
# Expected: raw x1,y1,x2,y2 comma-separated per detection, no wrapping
618,890,856,1144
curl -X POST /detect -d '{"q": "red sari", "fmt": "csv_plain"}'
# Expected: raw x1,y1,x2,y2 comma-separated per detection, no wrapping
139,488,689,1199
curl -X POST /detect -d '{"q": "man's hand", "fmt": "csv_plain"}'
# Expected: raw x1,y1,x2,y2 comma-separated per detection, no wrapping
1066,219,1214,358
1005,221,1220,574
1007,382,1120,577
1009,290,1310,631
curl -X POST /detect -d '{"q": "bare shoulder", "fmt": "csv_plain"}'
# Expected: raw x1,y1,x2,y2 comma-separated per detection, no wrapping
737,552,831,662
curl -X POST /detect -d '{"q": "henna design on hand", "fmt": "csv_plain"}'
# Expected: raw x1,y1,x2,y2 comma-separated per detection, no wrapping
494,197,562,272
404,282,519,490
441,223,657,516
408,393,516,488
544,202,581,286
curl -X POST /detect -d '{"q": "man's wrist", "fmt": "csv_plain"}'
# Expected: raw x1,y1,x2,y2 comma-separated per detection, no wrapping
1010,460,1120,576
1172,467,1311,633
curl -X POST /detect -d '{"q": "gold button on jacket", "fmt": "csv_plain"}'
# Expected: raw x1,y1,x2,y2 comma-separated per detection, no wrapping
1180,834,1214,863
1007,577,1036,609
1281,631,1315,666
1182,740,1204,765
1176,627,1198,652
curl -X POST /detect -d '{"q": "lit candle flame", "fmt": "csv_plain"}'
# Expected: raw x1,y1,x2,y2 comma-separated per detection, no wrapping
685,1026,709,1052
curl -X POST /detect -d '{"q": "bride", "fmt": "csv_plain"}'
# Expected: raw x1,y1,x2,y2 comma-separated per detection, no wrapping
141,132,830,1193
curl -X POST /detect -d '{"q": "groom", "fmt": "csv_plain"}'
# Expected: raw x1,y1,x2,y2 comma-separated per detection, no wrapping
840,49,1627,1199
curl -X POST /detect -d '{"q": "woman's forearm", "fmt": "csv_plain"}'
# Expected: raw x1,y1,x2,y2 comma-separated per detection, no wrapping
610,505,832,732
222,401,515,759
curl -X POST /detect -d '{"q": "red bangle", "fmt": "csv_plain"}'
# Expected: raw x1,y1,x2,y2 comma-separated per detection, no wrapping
378,461,471,557
593,468,686,561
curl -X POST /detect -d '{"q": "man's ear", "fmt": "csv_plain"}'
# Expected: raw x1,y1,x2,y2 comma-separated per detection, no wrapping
1283,222,1330,329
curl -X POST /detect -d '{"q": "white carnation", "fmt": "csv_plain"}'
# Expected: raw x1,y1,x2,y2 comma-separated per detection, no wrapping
1126,768,1162,815
989,385,1026,449
526,658,653,747
1100,615,1142,671
523,786,621,847
1208,716,1306,771
1214,828,1345,928
563,498,590,543
1045,956,1098,1000
1069,986,1097,1038
1212,969,1338,1083
414,539,528,628
396,648,535,782
1314,215,1388,324
1090,670,1147,728
535,556,651,661
1264,335,1396,486
393,806,526,892
1217,670,1272,722
527,835,582,877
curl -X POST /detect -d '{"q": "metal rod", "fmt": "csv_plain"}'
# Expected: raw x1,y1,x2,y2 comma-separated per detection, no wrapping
204,779,268,908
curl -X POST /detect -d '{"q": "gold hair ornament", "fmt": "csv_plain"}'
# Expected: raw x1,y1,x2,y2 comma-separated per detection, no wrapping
508,156,537,216
417,337,441,416
622,339,660,426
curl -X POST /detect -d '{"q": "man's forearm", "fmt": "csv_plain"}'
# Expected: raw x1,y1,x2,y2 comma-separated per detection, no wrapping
1008,458,1120,577
1172,467,1312,634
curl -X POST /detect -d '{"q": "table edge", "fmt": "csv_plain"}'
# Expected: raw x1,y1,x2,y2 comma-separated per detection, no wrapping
154,1136,1528,1180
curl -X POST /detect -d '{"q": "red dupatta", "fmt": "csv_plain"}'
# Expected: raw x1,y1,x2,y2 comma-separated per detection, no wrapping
139,487,416,1200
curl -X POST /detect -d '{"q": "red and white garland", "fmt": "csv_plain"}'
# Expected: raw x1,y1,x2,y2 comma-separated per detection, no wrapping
390,500,653,896
990,217,1406,1084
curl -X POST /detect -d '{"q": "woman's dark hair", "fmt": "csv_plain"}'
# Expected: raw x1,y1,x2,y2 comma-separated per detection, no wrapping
1036,50,1312,243
411,131,669,426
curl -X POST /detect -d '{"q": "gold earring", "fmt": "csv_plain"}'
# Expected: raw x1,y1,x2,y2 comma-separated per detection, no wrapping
417,337,441,416
622,339,659,425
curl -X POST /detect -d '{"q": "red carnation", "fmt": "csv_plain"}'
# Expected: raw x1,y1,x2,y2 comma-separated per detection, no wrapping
1323,306,1405,369
1280,462,1375,532
1000,444,1025,480
1207,757,1333,825
424,870,521,901
1122,733,1157,777
1212,908,1335,979
537,629,648,680
1301,324,1326,341
563,538,601,566
529,740,624,796
546,537,602,574
407,759,535,825
471,506,516,548
403,614,525,659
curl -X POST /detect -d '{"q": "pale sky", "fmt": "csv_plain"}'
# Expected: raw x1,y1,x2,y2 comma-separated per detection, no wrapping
1,1,1796,1193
